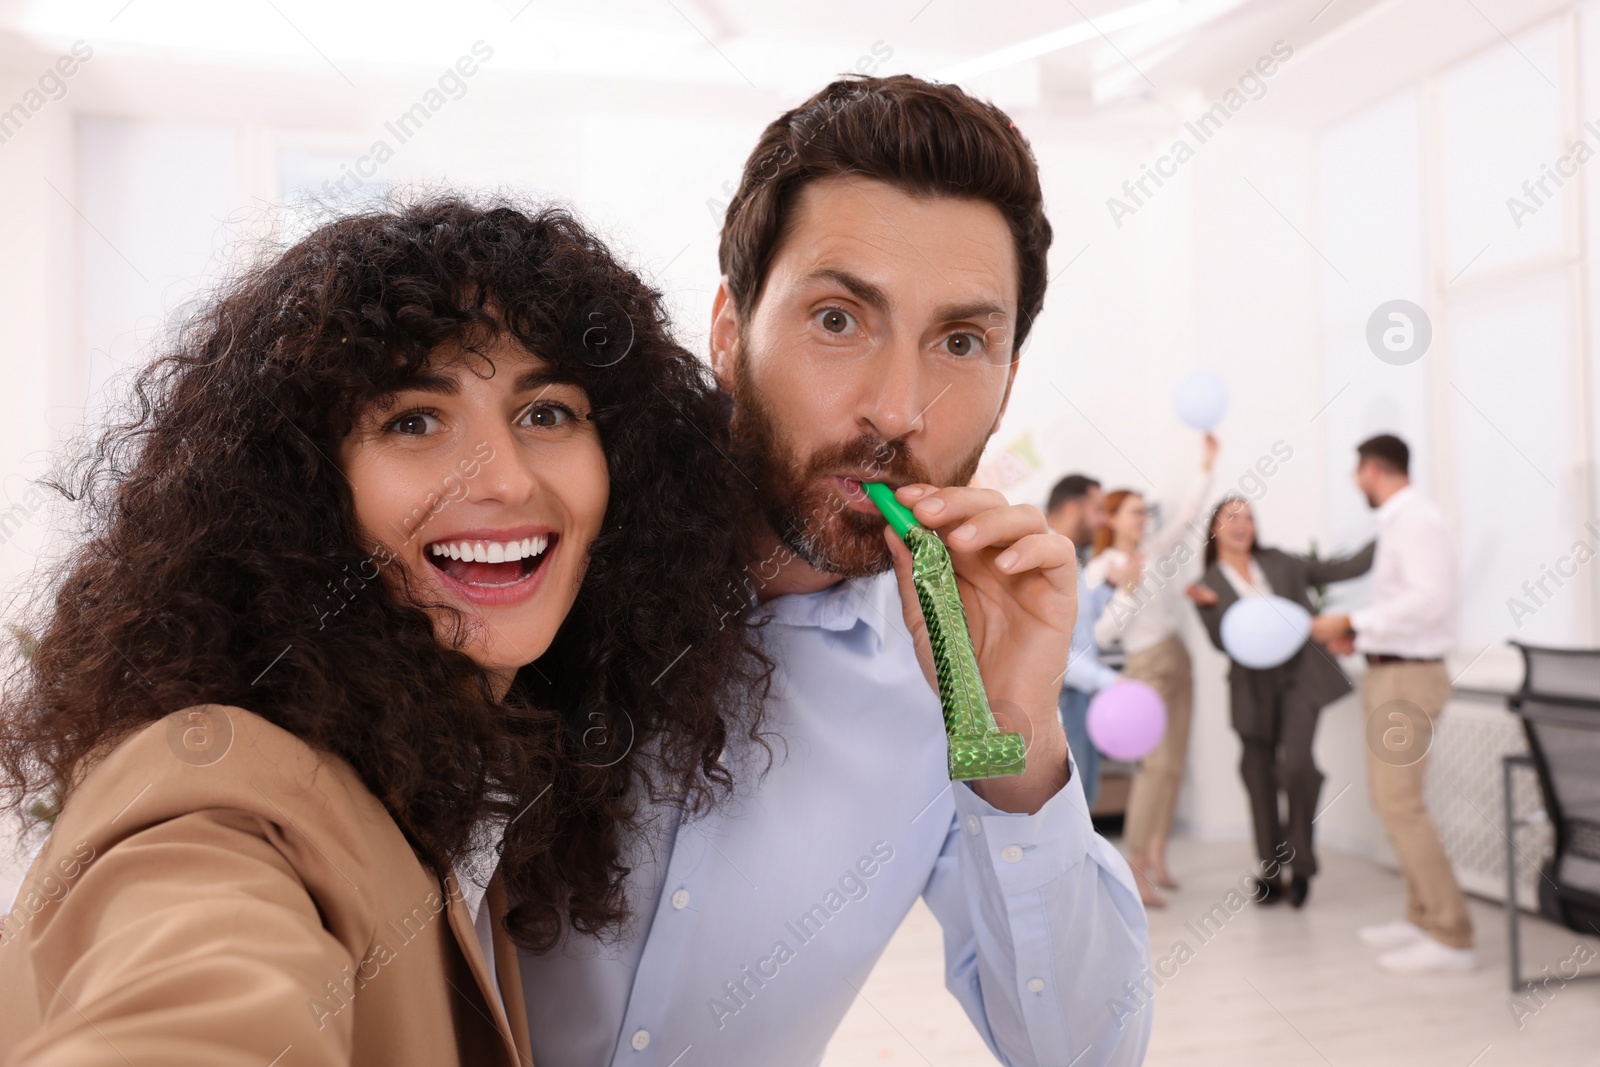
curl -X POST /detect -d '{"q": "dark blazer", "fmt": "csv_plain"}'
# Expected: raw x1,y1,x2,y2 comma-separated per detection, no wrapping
1193,543,1375,740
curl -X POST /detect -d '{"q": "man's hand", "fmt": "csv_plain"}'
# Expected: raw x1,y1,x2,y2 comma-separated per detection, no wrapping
1310,612,1353,643
883,484,1076,815
1324,634,1356,656
1185,582,1219,606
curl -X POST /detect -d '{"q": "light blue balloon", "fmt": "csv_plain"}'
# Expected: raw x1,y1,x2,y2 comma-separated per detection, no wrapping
1173,370,1229,430
1220,595,1312,670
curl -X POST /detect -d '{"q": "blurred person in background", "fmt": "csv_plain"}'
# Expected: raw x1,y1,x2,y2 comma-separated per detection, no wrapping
1084,433,1216,907
1312,433,1475,972
1048,473,1105,567
1187,495,1374,908
1046,473,1118,806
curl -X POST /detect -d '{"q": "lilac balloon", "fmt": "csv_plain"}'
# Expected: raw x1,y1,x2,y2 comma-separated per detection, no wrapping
1086,680,1168,762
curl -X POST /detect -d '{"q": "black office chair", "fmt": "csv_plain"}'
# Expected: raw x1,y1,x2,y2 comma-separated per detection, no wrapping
1504,642,1600,992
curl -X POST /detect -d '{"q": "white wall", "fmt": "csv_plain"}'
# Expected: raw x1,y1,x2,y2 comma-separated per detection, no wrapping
0,38,85,890
0,41,79,612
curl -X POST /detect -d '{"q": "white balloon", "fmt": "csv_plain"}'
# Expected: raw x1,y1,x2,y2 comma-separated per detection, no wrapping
1173,371,1229,430
1220,595,1312,670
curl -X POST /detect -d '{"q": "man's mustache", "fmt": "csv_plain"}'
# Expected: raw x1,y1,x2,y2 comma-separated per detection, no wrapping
803,434,932,488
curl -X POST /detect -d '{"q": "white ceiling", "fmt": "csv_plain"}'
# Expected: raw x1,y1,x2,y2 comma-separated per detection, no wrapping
0,0,1583,134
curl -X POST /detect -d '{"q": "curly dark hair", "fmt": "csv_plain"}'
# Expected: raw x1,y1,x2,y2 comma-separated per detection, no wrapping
0,194,769,951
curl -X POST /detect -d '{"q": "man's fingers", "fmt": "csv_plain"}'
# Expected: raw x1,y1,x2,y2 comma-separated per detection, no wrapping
884,527,938,685
896,484,1017,529
939,504,1053,554
988,532,1079,593
884,526,923,638
885,525,916,605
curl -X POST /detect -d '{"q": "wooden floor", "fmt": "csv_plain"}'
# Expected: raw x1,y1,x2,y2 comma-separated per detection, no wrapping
822,836,1600,1066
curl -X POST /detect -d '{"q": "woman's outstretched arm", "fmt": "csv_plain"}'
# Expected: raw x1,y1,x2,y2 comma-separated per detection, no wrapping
1144,433,1218,561
1300,540,1376,585
6,806,358,1067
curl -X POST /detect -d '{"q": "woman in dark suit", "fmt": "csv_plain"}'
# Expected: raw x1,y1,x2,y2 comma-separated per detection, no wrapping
1186,495,1374,907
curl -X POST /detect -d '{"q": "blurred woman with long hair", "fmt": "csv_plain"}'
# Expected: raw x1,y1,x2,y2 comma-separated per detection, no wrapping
1083,434,1215,907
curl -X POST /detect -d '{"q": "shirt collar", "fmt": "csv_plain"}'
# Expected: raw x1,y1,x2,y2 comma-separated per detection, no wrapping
754,570,897,650
1375,484,1417,523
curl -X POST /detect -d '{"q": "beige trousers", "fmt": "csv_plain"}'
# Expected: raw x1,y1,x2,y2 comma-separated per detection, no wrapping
1363,661,1474,949
1123,634,1194,852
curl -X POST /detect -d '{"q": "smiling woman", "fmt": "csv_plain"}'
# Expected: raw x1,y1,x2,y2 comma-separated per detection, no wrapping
339,334,611,682
0,195,769,1065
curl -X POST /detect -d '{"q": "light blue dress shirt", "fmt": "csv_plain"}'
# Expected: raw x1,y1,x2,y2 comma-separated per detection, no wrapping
518,571,1152,1067
1065,577,1119,694
1061,576,1119,807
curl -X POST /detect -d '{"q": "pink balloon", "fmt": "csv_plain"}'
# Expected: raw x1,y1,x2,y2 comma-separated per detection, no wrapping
1086,680,1168,761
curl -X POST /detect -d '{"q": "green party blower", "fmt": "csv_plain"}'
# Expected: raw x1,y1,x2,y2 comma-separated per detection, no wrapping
863,482,1026,781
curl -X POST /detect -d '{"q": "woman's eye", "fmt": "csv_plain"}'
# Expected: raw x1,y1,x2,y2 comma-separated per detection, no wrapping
816,308,857,335
386,410,439,436
941,332,984,357
520,402,578,429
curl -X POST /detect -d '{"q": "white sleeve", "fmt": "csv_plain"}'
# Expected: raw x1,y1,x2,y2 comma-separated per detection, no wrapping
1145,469,1213,561
1094,588,1141,648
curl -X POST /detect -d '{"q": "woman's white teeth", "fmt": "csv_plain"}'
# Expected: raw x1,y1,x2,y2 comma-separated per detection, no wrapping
429,535,549,562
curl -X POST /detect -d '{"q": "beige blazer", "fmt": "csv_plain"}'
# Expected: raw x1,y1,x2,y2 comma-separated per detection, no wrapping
0,705,533,1067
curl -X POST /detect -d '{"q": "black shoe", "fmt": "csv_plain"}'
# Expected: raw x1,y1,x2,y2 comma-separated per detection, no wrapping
1288,874,1311,909
1252,877,1285,905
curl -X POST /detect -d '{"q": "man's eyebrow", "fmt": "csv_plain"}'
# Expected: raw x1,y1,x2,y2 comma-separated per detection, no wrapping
803,267,892,314
933,300,1011,326
805,268,1010,328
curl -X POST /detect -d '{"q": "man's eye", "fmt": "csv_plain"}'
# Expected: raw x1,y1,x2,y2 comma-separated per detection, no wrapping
942,332,983,357
816,308,856,334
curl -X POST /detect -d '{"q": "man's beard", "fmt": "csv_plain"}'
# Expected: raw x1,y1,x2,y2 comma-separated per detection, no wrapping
1060,513,1093,547
728,350,988,579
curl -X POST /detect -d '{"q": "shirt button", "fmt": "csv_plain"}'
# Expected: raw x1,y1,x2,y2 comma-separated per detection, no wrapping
671,888,690,910
1001,844,1024,863
630,1029,651,1050
965,814,981,835
1026,977,1046,993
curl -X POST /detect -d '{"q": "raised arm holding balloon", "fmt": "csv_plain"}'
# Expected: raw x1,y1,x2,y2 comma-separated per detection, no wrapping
1186,496,1375,907
1082,431,1217,906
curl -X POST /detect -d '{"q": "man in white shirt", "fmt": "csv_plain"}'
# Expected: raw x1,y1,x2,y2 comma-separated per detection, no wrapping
517,75,1150,1066
1311,434,1475,972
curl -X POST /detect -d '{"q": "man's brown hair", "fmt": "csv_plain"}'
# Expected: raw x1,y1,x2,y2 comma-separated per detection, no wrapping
1357,433,1410,476
717,74,1052,356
